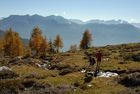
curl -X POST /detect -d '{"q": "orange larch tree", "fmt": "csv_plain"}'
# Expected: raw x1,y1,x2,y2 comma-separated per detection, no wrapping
53,34,63,53
4,28,24,57
80,29,92,49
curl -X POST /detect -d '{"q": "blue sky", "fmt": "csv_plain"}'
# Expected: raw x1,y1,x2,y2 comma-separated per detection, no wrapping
0,0,140,22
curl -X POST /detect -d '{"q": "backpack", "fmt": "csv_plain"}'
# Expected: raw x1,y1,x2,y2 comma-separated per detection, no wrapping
89,57,96,65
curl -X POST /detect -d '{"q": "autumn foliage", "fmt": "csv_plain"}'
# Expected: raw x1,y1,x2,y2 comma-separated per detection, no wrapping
80,29,92,49
4,28,24,57
0,26,94,58
29,27,49,56
39,37,50,56
53,34,63,53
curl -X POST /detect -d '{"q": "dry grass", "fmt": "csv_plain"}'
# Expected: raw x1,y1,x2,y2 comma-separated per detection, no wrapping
11,64,58,79
73,77,126,94
40,72,84,86
6,43,140,94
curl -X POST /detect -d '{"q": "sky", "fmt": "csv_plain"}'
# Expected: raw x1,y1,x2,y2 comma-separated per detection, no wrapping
0,0,140,23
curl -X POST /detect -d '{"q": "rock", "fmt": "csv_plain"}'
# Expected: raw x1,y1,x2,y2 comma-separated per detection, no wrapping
22,80,35,88
0,66,11,71
50,64,71,70
0,66,18,79
81,69,86,73
119,72,140,87
8,56,23,64
23,58,42,64
124,53,140,62
35,62,51,70
84,73,93,83
87,84,92,87
132,54,140,61
59,67,74,75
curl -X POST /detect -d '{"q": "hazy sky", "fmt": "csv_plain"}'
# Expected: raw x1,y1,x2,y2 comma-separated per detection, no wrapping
0,0,140,22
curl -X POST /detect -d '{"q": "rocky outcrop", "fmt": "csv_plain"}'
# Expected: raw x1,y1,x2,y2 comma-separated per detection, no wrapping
0,66,18,79
119,72,140,87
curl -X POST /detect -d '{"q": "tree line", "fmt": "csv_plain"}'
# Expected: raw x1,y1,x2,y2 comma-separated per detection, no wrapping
0,26,92,57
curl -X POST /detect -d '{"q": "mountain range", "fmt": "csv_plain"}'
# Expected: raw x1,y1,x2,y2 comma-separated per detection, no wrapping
131,23,140,29
0,14,140,50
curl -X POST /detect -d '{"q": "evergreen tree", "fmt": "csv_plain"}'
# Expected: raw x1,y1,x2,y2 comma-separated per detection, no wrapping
80,29,92,49
48,38,55,54
53,34,63,53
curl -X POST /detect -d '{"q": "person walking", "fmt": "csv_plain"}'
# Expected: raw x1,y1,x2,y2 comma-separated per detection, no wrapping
95,50,102,73
84,52,96,71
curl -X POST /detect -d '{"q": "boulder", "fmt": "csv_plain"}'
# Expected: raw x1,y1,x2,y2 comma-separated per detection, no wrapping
124,53,140,62
119,72,140,87
49,64,71,70
59,67,74,75
84,72,93,83
0,66,18,79
132,54,140,61
8,56,23,64
0,66,11,71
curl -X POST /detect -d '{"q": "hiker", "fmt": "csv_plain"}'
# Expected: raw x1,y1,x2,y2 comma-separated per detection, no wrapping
84,52,96,71
95,50,102,73
88,54,96,66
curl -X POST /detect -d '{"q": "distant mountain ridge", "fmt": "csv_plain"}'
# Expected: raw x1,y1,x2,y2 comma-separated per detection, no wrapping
0,14,140,50
85,19,128,24
131,23,140,29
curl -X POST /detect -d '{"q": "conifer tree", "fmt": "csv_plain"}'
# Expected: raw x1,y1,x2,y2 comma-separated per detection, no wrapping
14,32,24,56
53,34,63,53
48,38,55,54
4,28,13,56
80,29,92,49
4,28,24,57
25,46,32,57
29,26,43,56
39,37,50,56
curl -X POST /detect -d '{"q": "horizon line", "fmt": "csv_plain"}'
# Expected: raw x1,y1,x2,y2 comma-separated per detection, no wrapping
0,14,139,23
